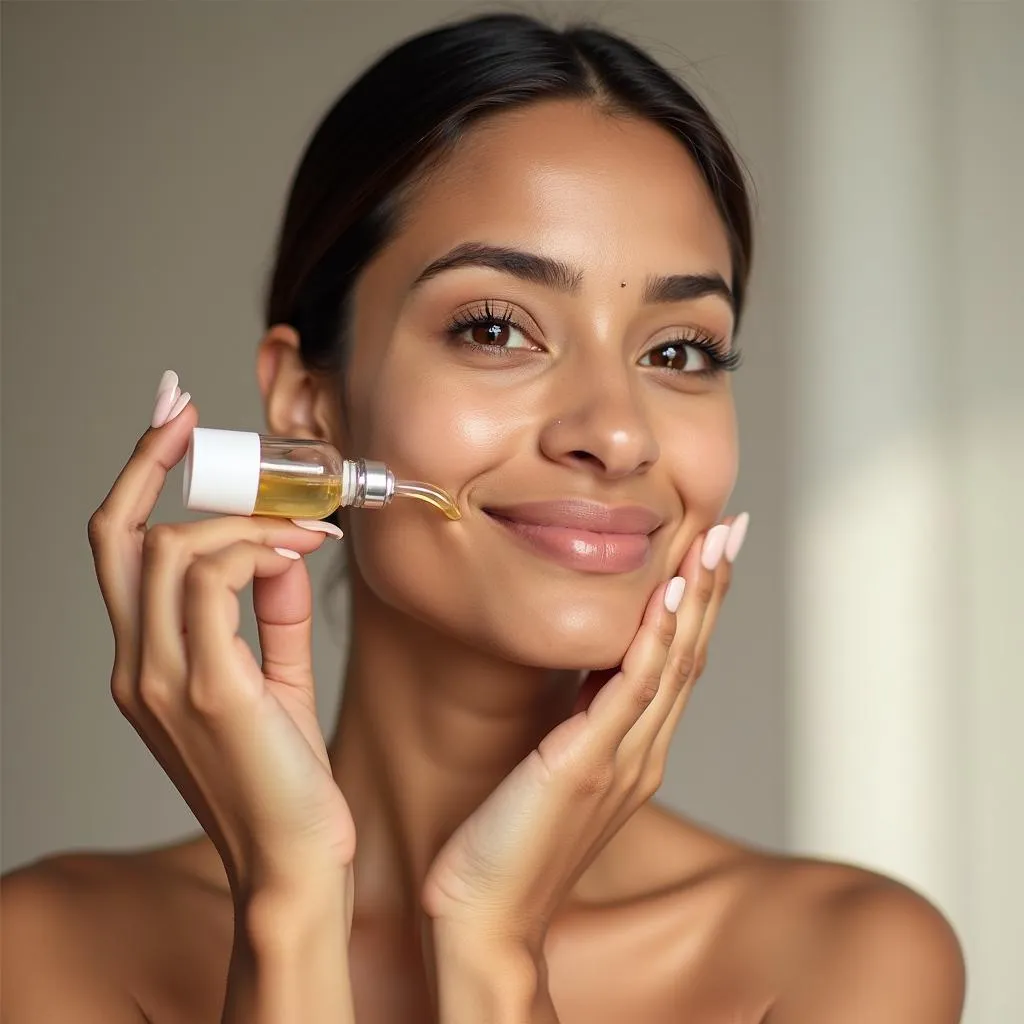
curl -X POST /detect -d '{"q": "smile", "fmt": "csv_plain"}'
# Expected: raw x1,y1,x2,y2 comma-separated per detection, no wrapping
482,500,661,575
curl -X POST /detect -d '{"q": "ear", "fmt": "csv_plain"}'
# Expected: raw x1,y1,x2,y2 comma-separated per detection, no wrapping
256,324,346,449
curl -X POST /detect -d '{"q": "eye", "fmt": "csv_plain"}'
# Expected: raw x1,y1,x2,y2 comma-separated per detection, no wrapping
464,319,531,349
446,300,537,352
639,334,741,377
640,342,708,372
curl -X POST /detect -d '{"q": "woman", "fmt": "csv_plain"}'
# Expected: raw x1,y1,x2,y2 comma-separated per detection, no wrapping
1,13,964,1023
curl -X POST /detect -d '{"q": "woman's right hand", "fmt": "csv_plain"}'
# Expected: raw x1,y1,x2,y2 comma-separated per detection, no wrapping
87,371,354,915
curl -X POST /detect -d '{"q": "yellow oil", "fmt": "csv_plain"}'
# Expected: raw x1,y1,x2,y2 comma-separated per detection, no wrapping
394,480,462,520
250,466,460,521
253,468,342,519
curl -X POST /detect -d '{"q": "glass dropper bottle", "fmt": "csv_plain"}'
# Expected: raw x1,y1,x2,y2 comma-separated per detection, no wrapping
182,427,461,521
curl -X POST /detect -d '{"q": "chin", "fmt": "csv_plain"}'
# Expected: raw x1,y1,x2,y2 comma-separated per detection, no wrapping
476,598,643,671
349,520,653,671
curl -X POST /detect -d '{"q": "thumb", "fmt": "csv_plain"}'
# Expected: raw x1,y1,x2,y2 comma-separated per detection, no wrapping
253,556,315,688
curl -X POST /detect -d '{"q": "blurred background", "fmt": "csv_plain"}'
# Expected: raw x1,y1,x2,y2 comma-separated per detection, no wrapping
2,2,1021,1020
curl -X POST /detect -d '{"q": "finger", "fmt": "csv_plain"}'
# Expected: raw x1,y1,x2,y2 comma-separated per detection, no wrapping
569,516,733,721
648,522,735,763
581,579,678,759
88,395,198,651
619,522,727,756
253,552,315,688
137,515,330,685
669,522,729,684
183,541,301,708
691,544,733,683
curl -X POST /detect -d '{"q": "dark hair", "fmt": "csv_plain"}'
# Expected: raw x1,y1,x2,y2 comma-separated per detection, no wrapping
264,12,754,374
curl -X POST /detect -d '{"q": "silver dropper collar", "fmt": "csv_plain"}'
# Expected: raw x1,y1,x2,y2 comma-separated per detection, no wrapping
342,458,395,508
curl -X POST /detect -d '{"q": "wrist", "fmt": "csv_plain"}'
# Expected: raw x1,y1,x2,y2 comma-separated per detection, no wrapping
224,868,355,1024
431,916,547,969
231,847,351,907
240,867,351,951
432,923,542,1024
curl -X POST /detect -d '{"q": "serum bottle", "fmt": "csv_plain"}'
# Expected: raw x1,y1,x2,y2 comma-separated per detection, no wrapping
182,427,461,521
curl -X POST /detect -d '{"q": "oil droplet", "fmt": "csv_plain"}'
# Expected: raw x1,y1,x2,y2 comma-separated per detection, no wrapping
393,480,461,520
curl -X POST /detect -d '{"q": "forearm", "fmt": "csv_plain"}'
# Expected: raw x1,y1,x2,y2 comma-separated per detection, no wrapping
221,877,355,1024
433,926,561,1024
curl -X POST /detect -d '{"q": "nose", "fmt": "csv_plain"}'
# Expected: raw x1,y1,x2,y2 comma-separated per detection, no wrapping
538,362,659,480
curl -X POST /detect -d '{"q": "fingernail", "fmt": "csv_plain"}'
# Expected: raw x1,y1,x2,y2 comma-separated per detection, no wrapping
290,519,344,539
664,576,686,614
701,524,730,571
725,512,750,563
151,370,179,428
165,391,191,423
273,547,302,560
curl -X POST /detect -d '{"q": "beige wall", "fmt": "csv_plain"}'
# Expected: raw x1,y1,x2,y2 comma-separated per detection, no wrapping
4,2,1022,1019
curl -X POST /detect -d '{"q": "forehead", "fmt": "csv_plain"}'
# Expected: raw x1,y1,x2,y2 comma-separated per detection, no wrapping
398,99,733,285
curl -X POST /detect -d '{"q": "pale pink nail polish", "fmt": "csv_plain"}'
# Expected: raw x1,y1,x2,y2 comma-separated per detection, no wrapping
273,547,302,560
151,370,179,428
664,576,686,613
165,391,191,423
701,524,730,571
725,512,750,563
291,519,344,539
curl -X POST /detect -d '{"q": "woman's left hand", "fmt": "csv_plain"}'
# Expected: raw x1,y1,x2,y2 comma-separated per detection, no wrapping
421,514,746,953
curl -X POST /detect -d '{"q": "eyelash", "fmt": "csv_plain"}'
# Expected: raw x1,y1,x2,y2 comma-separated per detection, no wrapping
445,300,742,377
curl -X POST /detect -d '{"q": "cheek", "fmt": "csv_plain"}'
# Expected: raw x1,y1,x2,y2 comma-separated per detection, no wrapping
669,405,738,522
339,363,525,645
362,365,518,483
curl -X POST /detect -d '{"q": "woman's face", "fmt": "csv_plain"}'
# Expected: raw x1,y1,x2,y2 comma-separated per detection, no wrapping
340,99,738,669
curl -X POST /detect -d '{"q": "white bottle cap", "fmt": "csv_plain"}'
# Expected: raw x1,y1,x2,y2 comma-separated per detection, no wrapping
183,427,261,515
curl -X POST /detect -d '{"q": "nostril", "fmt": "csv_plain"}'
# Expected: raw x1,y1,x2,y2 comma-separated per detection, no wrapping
570,450,601,464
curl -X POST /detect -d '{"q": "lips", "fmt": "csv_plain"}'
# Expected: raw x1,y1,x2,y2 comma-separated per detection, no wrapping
483,499,662,574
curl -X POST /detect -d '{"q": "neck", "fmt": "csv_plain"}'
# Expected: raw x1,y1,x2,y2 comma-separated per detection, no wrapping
326,570,581,924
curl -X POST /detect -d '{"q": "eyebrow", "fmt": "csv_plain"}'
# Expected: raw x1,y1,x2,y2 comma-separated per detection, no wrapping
413,242,582,293
411,242,734,314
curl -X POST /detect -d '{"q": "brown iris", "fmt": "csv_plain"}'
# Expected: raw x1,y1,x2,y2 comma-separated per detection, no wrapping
646,344,687,370
471,321,511,346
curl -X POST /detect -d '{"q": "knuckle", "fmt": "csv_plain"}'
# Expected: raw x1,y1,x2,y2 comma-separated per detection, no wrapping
573,761,614,797
186,674,233,719
142,523,181,560
631,670,661,709
630,757,663,794
87,508,113,552
617,756,643,793
637,764,663,797
184,554,221,594
109,668,138,715
131,430,155,461
695,576,716,606
656,615,677,648
137,669,175,713
669,650,695,683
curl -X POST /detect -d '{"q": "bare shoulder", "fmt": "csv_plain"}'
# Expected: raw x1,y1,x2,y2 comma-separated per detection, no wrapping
1,850,151,1021
758,855,965,1023
1,838,232,1023
638,806,964,1024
